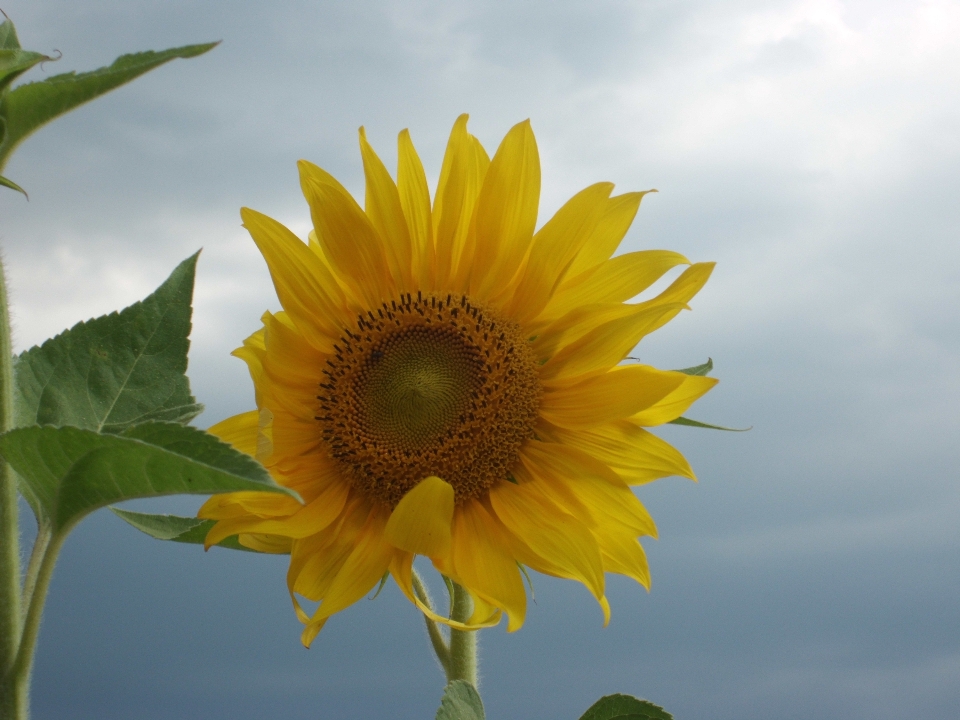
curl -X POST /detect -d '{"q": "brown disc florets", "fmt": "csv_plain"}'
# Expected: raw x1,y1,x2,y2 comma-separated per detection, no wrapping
317,292,541,507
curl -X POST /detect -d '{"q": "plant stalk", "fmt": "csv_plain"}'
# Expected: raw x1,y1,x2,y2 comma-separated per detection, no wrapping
0,258,23,718
411,570,451,675
20,524,51,612
8,530,65,719
447,582,477,687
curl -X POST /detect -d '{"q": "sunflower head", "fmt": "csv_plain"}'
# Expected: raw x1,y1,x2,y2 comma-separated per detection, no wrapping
199,115,717,646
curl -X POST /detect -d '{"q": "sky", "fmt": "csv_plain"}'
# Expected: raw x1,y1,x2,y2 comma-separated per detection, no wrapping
0,1,958,718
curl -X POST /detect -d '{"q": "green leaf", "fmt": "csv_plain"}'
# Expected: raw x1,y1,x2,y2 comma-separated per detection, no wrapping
436,680,484,720
14,253,203,433
668,416,750,432
0,40,218,168
0,171,26,197
0,48,51,95
674,357,713,376
0,17,22,50
108,508,259,552
579,694,673,720
0,422,296,532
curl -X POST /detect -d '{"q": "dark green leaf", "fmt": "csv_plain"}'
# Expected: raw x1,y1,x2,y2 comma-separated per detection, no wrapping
0,41,218,167
673,357,713,376
0,422,296,532
0,171,26,197
436,680,484,720
14,253,203,433
108,508,259,552
579,694,673,720
668,416,750,432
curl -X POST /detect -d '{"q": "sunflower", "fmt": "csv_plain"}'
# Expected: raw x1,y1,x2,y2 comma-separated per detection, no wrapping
199,115,717,646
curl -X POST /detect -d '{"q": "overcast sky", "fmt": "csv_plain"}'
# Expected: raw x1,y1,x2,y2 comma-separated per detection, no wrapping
1,1,958,719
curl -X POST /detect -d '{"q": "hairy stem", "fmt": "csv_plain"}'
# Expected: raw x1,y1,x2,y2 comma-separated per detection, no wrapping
20,524,51,612
0,258,23,718
447,582,477,687
8,530,65,719
411,569,451,675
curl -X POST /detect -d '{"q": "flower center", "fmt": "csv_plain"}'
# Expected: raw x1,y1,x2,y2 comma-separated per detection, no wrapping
317,293,541,506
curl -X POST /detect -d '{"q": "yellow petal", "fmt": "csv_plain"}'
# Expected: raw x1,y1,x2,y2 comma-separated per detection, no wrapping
384,476,455,558
389,552,503,631
539,303,686,381
432,115,489,290
521,440,657,538
538,419,696,484
207,410,259,457
633,262,715,315
397,129,434,287
240,207,347,352
237,533,293,554
503,182,613,323
489,480,605,601
540,365,687,428
469,119,540,299
288,499,364,601
632,374,719,426
303,506,395,626
466,591,502,626
259,313,327,418
566,190,656,278
231,326,266,394
451,499,527,632
539,249,690,325
532,303,636,360
359,127,414,289
596,531,651,588
198,490,301,521
205,480,349,549
298,159,395,305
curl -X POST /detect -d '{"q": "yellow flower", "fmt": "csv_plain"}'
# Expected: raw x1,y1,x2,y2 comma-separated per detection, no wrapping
199,115,717,646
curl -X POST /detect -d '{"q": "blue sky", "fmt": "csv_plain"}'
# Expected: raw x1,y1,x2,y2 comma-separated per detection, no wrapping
1,1,958,718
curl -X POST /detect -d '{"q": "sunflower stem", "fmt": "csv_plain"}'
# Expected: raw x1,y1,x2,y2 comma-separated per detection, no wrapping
411,569,451,675
0,257,24,719
7,529,65,719
447,582,477,687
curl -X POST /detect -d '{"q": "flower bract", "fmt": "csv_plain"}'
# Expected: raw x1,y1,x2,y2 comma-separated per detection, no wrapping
199,115,717,646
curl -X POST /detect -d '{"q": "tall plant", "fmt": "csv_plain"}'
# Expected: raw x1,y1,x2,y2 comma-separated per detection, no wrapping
0,19,294,720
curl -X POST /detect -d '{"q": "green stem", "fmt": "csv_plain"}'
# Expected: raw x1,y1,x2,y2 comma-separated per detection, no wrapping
0,258,23,718
20,524,51,612
411,569,451,675
8,530,65,719
447,582,477,687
